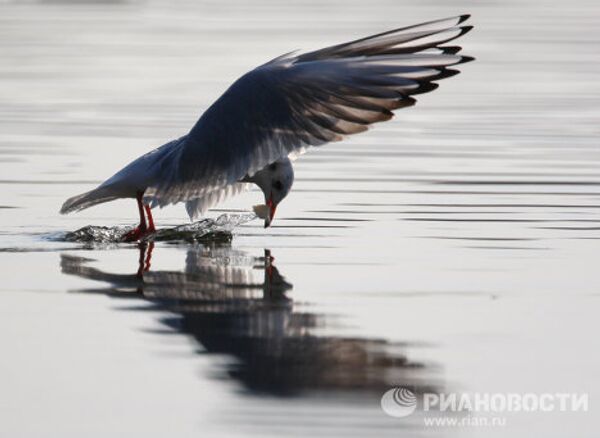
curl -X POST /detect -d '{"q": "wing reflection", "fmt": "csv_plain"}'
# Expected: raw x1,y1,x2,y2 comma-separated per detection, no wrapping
60,244,439,396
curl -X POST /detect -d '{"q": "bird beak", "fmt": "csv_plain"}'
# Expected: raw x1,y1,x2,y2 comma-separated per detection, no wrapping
264,196,277,228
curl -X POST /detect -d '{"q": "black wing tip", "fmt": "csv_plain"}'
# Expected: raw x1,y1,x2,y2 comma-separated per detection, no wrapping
431,25,473,50
382,108,394,118
457,14,471,24
441,46,463,55
392,95,417,109
458,55,476,64
404,96,417,107
459,25,474,37
431,68,460,81
409,82,440,96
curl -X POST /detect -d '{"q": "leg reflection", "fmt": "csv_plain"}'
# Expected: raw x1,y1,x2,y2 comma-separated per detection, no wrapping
136,241,155,278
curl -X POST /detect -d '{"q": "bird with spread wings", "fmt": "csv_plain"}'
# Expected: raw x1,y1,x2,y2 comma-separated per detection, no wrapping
61,15,474,240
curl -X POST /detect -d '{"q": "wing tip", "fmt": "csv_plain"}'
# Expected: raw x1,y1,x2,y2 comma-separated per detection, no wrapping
457,14,471,25
459,25,474,35
441,46,463,55
431,68,460,80
459,55,476,64
409,82,440,96
397,96,417,108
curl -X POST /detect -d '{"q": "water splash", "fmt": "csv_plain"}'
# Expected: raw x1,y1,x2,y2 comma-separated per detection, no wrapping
59,213,256,244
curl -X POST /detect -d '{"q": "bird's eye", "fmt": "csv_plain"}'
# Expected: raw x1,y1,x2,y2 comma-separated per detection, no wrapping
272,180,283,191
269,163,277,171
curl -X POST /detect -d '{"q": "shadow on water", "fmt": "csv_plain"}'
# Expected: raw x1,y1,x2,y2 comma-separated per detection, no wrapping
60,243,440,398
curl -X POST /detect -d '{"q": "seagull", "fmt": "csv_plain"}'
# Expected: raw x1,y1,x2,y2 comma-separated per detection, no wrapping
61,15,473,241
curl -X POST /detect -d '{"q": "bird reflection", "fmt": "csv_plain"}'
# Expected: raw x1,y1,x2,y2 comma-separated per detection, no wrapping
60,244,438,396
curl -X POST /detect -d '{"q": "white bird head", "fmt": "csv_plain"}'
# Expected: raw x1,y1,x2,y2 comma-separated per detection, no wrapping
248,158,294,227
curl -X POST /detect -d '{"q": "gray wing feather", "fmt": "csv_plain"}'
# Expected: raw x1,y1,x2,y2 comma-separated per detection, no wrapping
145,15,473,208
185,183,251,220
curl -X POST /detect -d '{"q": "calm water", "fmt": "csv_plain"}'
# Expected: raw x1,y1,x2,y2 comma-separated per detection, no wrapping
1,0,599,437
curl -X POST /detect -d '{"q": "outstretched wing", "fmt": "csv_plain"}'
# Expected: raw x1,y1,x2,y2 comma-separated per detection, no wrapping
184,183,250,220
146,15,473,208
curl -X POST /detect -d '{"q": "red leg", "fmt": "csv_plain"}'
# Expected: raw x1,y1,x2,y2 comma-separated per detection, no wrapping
144,205,156,233
136,192,147,231
122,192,148,242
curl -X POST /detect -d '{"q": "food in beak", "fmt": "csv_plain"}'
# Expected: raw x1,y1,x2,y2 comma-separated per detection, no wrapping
253,202,276,228
253,204,270,219
253,196,277,228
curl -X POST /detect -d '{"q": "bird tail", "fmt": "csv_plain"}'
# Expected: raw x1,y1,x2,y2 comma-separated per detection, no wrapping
60,186,120,214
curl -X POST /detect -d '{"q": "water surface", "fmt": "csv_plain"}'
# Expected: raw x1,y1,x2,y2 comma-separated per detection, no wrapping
1,0,599,437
